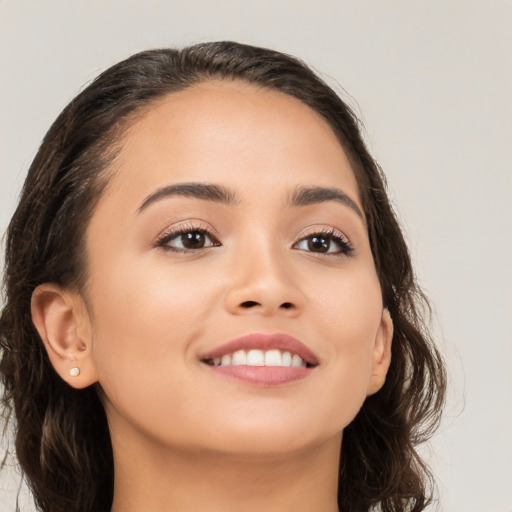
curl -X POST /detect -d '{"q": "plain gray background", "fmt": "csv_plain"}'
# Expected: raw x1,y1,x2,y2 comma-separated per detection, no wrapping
1,1,511,511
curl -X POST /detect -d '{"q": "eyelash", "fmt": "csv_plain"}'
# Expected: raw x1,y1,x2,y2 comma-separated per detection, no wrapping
294,228,354,257
156,224,354,257
156,223,220,253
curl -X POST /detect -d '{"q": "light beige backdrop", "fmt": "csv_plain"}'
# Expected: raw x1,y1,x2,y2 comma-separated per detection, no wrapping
1,1,511,511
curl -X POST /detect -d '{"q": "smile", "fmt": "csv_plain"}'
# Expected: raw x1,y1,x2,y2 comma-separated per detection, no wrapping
205,349,309,368
200,333,318,386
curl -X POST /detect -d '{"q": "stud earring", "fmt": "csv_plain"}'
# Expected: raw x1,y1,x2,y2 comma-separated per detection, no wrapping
70,367,80,377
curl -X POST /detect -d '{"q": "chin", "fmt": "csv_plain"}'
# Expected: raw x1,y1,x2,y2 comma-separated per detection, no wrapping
190,415,344,460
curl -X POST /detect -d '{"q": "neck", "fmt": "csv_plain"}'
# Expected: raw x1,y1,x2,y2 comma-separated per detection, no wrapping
109,430,341,512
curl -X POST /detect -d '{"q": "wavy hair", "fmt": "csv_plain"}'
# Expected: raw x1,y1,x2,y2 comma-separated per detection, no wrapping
0,41,446,512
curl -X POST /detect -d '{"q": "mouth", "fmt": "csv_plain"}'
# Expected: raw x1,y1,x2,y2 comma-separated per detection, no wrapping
203,349,312,368
199,333,319,386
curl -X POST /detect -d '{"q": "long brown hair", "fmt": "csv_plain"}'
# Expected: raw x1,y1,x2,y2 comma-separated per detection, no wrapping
0,41,446,512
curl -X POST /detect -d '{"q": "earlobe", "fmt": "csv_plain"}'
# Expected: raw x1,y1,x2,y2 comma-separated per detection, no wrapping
31,283,98,389
367,308,393,396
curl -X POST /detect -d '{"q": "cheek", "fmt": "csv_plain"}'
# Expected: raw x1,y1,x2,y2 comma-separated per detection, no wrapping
90,251,218,339
308,265,383,406
310,261,383,344
86,255,221,404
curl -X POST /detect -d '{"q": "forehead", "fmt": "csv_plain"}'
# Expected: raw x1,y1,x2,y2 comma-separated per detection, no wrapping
102,80,360,209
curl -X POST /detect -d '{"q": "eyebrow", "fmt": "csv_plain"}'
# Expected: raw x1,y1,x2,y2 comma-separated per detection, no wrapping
138,183,238,212
288,186,364,221
137,182,364,221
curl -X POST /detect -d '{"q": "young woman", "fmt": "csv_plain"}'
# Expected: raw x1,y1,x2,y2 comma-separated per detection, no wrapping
0,41,446,512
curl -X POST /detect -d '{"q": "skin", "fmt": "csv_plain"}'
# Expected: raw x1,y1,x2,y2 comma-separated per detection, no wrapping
31,81,392,512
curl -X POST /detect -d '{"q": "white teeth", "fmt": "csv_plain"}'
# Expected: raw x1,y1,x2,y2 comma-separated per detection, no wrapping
231,349,247,365
247,349,265,366
211,349,308,368
292,354,306,368
264,349,282,366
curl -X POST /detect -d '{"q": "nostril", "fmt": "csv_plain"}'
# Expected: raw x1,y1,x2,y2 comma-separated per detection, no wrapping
237,300,296,311
240,301,260,308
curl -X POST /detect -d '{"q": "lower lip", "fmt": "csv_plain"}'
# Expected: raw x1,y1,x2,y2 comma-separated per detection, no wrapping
204,364,313,386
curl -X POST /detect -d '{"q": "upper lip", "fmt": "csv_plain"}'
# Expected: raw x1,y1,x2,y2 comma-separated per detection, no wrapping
200,333,320,366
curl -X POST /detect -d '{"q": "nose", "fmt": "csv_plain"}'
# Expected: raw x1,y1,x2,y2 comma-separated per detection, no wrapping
224,245,304,317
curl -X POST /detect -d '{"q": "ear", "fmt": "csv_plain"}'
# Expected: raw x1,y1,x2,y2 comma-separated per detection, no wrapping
366,308,393,396
31,283,98,389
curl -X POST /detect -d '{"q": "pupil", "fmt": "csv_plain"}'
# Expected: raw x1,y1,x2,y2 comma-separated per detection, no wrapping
308,236,329,252
182,231,205,249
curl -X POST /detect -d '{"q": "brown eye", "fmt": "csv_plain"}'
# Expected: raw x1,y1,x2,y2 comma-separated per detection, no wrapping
181,231,207,249
307,236,330,253
294,231,354,256
159,228,219,252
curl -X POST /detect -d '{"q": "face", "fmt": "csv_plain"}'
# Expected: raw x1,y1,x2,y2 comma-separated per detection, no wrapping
77,81,391,456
